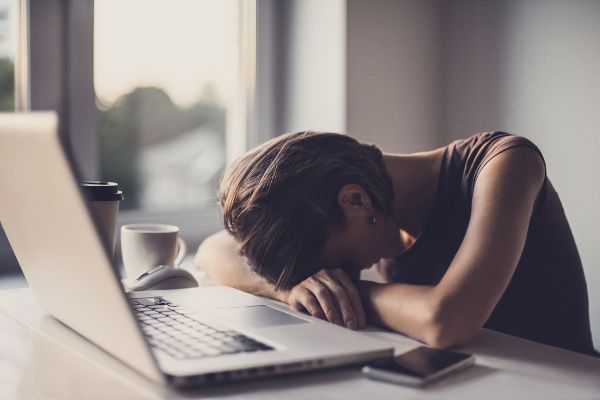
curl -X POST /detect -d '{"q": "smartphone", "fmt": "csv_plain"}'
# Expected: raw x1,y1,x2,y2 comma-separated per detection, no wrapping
362,346,475,386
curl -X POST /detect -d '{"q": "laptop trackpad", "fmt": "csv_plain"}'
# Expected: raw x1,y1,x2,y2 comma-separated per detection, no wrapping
217,305,309,328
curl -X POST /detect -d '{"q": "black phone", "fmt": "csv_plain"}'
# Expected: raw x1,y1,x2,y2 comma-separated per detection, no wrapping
362,346,475,386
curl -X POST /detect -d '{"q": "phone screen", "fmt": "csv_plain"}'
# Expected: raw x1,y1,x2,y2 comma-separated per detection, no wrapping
371,346,472,379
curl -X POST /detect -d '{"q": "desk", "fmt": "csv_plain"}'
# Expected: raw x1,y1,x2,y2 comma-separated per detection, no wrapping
1,287,599,399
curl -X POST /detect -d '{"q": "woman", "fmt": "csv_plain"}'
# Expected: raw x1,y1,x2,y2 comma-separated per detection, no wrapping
195,131,597,356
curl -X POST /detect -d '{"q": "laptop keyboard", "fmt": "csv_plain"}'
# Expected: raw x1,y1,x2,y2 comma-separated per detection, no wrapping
132,297,274,360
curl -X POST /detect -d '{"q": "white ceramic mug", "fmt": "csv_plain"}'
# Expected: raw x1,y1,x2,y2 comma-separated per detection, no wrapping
120,223,187,280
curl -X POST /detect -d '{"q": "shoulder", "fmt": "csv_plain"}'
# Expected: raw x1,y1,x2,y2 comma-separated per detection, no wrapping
449,131,544,165
471,143,546,228
444,131,546,202
472,132,546,191
475,145,546,204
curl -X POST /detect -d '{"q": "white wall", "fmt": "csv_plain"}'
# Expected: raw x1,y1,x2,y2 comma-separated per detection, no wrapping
439,0,510,141
346,0,600,348
347,0,442,153
280,0,346,134
501,0,600,349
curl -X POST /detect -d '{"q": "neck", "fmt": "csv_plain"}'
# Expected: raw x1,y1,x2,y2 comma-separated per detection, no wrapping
382,149,443,236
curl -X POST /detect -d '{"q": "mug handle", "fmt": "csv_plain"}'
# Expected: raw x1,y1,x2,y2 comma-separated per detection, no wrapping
174,237,188,266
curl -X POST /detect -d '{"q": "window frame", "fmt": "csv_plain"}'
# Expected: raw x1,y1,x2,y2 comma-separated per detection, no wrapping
28,0,259,247
0,0,275,272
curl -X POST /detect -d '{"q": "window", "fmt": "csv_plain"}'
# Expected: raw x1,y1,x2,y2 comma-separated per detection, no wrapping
1,0,255,275
94,0,240,212
90,0,256,248
0,0,15,112
0,0,18,274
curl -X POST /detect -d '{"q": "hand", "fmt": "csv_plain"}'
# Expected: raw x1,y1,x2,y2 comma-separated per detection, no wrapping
285,269,366,330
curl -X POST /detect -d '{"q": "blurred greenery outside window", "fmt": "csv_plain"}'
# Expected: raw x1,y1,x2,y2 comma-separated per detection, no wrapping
0,57,12,111
0,0,14,111
0,0,16,273
97,85,226,211
95,0,236,212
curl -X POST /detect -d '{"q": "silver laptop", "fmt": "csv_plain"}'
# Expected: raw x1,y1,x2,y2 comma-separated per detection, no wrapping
0,112,393,386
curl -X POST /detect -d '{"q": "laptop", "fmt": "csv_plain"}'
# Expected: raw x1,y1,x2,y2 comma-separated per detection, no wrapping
0,112,393,386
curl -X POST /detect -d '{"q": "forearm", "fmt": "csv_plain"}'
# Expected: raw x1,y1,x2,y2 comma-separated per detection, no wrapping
202,256,285,302
194,231,288,303
358,281,433,336
358,281,458,347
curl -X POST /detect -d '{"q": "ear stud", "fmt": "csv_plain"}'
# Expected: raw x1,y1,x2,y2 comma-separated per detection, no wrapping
369,215,377,225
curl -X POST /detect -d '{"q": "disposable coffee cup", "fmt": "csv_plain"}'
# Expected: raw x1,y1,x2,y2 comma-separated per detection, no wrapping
81,181,124,258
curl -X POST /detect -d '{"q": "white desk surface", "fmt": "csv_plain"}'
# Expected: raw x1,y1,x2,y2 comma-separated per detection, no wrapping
1,287,599,400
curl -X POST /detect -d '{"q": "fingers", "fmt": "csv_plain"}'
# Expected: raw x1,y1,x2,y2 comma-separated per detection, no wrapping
289,287,326,320
332,269,367,329
288,269,366,330
316,270,358,330
305,277,344,326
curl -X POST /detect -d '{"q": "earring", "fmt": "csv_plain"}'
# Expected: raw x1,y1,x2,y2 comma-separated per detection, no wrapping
369,215,376,225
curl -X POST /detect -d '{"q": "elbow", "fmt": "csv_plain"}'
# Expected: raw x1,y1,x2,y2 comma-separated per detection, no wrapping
194,236,215,274
423,325,475,350
193,243,206,271
421,301,478,349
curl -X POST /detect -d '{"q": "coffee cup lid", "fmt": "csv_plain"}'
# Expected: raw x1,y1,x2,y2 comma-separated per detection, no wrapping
81,181,124,201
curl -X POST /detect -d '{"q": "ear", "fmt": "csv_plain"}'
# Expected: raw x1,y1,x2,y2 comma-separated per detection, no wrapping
337,184,372,219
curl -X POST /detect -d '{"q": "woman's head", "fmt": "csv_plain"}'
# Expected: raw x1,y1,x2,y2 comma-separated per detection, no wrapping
219,131,396,289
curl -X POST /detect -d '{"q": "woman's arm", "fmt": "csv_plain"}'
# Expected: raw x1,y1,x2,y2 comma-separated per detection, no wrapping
195,230,366,329
194,230,288,302
358,146,546,348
